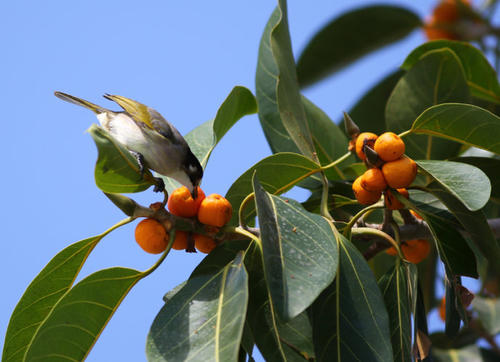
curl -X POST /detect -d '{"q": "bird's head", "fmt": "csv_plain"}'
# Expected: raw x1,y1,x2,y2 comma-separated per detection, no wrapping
179,150,203,198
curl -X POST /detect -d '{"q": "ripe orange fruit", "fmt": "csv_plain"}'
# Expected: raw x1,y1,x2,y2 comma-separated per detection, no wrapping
355,132,378,161
352,175,382,205
424,0,471,40
374,132,405,162
198,194,233,227
360,168,387,192
167,186,205,218
385,188,409,210
194,234,217,254
382,156,417,189
135,218,169,254
402,239,431,263
386,239,431,264
439,296,446,321
172,230,189,251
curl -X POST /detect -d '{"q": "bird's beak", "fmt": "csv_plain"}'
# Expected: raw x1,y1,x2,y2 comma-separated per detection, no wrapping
191,186,198,199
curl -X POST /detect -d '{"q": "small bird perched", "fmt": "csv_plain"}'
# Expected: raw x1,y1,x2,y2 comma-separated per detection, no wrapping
54,91,203,197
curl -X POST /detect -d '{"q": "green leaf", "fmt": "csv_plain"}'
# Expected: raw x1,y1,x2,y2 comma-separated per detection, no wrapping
104,192,138,216
402,40,500,104
296,6,420,87
411,205,478,278
253,175,338,321
341,70,404,135
444,274,461,336
256,6,315,158
277,311,315,360
147,253,248,362
378,262,415,362
303,96,353,180
161,86,257,193
186,86,257,168
455,157,500,199
472,296,500,335
386,49,470,160
432,344,483,362
225,152,320,225
24,267,143,361
2,237,100,362
423,182,500,277
416,160,491,211
312,235,393,362
88,124,152,193
244,243,314,361
272,1,315,158
411,103,500,156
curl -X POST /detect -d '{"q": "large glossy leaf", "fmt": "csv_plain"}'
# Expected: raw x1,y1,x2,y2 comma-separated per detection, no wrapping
312,234,393,362
472,296,500,335
161,86,257,193
24,267,143,361
411,103,500,156
225,152,320,225
423,181,500,277
402,40,500,104
255,5,314,159
296,6,420,87
386,49,470,160
147,253,248,362
411,205,478,278
378,262,416,362
88,124,152,193
3,237,100,362
303,96,353,180
416,160,491,211
340,70,404,135
185,86,257,168
244,243,314,361
253,175,338,321
455,157,500,199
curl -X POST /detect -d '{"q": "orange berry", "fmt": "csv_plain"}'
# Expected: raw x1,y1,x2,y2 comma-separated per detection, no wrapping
172,230,189,251
360,168,387,192
386,239,431,264
424,0,471,40
403,239,431,263
439,296,446,321
194,234,217,254
382,156,417,189
355,132,378,161
374,132,405,162
167,186,205,218
198,194,233,227
134,218,169,254
385,188,409,210
352,176,382,205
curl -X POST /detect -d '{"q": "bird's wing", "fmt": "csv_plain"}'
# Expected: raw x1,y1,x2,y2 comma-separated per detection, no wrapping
54,91,108,114
103,94,154,127
104,94,177,142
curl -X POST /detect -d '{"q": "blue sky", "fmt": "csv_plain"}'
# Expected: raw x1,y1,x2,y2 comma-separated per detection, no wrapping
1,1,457,361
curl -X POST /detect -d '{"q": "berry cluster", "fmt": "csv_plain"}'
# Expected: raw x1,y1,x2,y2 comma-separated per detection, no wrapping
352,132,417,209
134,186,232,255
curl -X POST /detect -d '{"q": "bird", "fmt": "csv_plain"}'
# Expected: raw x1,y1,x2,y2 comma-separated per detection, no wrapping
54,91,203,197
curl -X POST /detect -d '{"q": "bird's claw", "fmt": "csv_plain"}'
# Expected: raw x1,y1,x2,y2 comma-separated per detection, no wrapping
153,177,165,193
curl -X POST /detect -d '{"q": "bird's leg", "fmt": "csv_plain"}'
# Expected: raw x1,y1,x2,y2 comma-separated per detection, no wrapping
130,151,165,193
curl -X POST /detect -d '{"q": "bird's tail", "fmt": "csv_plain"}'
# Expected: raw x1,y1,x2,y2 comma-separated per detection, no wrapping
54,91,107,114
